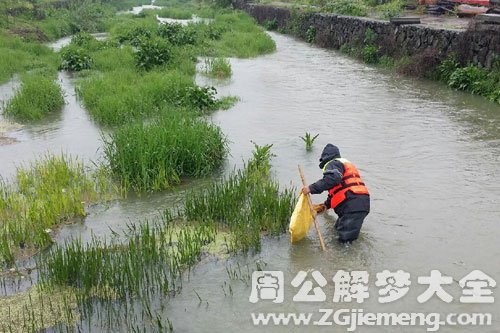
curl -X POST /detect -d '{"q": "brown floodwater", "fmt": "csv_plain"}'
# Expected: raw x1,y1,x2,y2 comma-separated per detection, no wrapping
0,31,499,332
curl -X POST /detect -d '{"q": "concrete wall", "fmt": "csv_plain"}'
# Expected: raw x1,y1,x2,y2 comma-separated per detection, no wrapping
236,2,500,68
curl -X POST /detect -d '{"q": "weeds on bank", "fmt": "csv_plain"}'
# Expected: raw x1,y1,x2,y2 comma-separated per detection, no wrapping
0,154,118,267
3,72,64,122
436,57,500,103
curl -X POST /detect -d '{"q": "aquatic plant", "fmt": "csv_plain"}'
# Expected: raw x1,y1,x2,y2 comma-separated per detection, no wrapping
103,112,228,192
203,57,232,79
0,154,117,266
4,73,64,122
300,132,319,151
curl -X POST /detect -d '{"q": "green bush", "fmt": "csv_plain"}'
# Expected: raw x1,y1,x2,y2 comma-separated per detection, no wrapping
135,37,172,70
182,85,219,112
324,0,368,16
157,23,197,46
59,45,93,71
4,73,64,122
448,65,487,92
103,113,228,192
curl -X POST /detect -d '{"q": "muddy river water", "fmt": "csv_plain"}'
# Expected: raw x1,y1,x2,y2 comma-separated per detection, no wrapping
0,31,499,332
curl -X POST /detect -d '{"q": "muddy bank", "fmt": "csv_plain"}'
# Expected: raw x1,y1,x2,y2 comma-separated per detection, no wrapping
234,1,500,68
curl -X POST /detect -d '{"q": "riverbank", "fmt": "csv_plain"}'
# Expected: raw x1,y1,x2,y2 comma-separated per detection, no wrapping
234,1,500,103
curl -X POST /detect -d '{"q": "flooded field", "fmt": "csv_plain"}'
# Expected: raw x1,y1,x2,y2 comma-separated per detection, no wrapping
0,16,499,333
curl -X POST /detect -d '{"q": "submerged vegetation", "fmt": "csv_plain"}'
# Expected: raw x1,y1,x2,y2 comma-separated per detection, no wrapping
3,72,64,122
0,154,117,266
29,147,295,331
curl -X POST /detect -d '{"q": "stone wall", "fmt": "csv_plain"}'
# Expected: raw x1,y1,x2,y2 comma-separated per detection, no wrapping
235,2,500,68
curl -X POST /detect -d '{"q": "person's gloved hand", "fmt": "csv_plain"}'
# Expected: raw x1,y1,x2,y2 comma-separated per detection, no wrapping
312,203,326,213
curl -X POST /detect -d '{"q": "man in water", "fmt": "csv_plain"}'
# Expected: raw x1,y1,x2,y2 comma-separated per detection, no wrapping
302,144,370,243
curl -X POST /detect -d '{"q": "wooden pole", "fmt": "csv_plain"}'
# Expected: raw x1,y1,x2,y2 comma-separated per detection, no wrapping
298,165,326,251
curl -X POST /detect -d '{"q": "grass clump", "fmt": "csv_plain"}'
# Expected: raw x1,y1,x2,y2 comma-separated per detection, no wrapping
76,70,193,126
0,154,117,266
103,113,228,192
4,73,64,122
206,12,276,58
147,7,194,19
203,57,232,79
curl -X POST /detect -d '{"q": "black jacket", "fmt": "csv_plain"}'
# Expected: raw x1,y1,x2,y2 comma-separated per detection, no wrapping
309,144,370,216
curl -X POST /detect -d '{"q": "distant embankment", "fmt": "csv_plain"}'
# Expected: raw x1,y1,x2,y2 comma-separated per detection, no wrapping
234,1,500,69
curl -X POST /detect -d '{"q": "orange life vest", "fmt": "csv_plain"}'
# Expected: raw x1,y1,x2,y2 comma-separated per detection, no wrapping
324,158,369,209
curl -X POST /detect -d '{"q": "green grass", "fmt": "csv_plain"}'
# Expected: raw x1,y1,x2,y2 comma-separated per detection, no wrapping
3,72,64,122
206,12,276,58
38,146,294,298
203,57,232,78
77,69,194,126
0,154,118,267
0,33,58,84
103,112,228,192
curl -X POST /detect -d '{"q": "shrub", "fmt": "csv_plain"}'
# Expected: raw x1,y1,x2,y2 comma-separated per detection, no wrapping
103,113,228,192
4,73,64,122
324,0,368,16
135,37,172,70
59,45,93,71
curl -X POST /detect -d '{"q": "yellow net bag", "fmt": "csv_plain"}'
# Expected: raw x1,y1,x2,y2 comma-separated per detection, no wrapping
289,194,313,243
